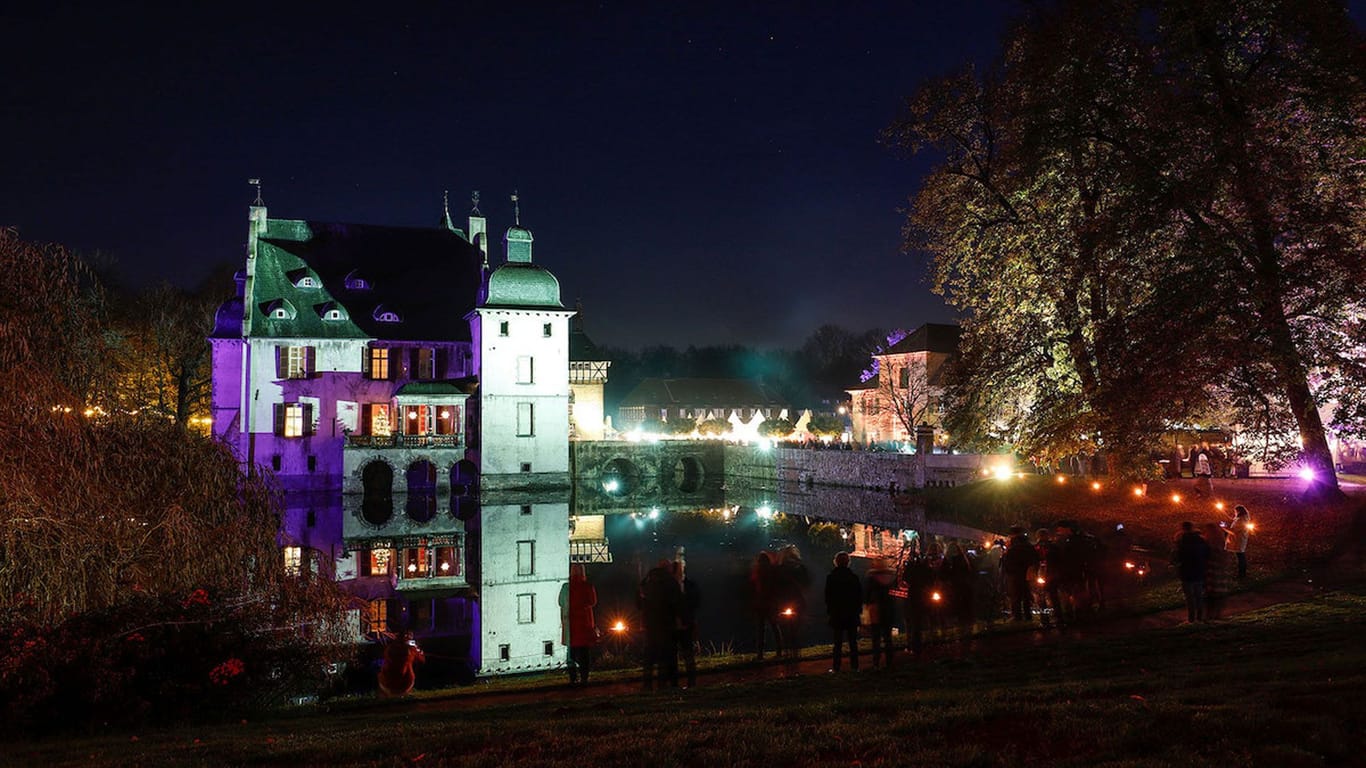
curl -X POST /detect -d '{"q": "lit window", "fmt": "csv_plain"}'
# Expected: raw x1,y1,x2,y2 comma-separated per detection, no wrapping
282,403,307,437
499,321,509,337
367,347,390,380
284,546,303,576
517,593,534,624
368,548,394,576
366,403,392,437
402,547,428,578
543,323,552,337
516,356,534,384
435,546,458,576
517,540,534,576
363,599,388,636
516,402,534,436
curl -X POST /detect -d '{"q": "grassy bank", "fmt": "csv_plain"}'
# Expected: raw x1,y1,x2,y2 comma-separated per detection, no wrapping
18,584,1366,767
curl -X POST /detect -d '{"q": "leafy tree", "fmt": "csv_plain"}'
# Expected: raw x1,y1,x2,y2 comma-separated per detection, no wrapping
758,417,795,439
698,417,730,436
888,0,1366,491
806,413,846,439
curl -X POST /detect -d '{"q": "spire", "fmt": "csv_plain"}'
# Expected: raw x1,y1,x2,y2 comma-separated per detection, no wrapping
511,189,520,226
470,190,482,216
572,298,585,332
441,189,455,230
248,178,264,206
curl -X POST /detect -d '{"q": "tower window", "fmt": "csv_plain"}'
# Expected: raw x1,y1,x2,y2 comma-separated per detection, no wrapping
499,321,509,337
516,356,534,384
516,403,534,437
543,323,552,337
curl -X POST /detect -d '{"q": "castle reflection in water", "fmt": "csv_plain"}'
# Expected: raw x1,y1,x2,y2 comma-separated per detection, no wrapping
288,471,999,685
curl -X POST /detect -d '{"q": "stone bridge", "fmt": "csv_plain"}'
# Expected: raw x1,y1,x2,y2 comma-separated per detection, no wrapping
569,441,991,515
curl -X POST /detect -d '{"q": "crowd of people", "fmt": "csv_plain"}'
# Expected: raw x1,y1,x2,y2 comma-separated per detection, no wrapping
372,504,1255,695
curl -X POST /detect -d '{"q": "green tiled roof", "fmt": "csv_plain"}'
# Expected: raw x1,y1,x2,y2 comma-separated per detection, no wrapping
395,378,478,396
245,218,483,341
483,262,563,309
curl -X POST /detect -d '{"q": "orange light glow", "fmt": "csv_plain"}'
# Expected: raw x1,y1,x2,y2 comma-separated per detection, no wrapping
1246,522,1255,532
781,607,795,617
1171,493,1182,503
1090,481,1101,491
1124,561,1136,569
611,620,627,633
1132,487,1145,497
1036,577,1046,585
1056,475,1067,484
931,591,943,602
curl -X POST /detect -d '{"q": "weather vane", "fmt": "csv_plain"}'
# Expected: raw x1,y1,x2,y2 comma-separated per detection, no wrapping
470,190,481,216
511,189,520,225
248,178,263,205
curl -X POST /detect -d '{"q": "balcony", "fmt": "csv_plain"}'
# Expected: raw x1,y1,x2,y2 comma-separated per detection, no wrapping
345,433,462,449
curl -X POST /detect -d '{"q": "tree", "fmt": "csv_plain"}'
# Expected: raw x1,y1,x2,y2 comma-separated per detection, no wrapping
698,418,730,436
806,413,846,439
758,417,795,439
0,230,348,726
888,0,1366,489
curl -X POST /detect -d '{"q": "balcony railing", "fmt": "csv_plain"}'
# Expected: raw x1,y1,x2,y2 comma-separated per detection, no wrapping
346,433,463,449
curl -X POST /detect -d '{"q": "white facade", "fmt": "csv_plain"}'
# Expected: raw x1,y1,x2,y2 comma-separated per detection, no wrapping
475,499,570,674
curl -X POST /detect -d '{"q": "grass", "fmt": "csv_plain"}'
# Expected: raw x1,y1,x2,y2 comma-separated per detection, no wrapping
16,584,1366,767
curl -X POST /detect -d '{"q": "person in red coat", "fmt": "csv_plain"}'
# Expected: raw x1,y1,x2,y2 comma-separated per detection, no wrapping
377,630,425,697
562,563,599,685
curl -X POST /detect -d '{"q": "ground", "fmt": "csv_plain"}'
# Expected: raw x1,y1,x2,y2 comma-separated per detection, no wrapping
11,477,1364,767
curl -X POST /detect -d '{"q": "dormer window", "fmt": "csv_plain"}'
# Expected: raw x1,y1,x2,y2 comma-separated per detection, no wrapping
315,302,347,322
260,298,297,320
344,270,371,291
286,268,320,289
373,305,402,323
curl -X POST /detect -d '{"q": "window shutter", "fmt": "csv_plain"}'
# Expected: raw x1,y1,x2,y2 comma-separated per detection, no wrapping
302,403,315,436
436,348,449,378
361,346,371,377
273,404,285,436
305,346,317,378
274,346,285,379
359,551,372,578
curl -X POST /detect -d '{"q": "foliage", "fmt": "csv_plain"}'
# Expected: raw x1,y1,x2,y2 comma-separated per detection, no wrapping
806,413,845,438
887,0,1366,489
697,418,730,436
757,417,794,438
0,230,350,729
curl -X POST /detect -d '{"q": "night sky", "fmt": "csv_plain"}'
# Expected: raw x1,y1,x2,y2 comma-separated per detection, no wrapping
6,2,1364,349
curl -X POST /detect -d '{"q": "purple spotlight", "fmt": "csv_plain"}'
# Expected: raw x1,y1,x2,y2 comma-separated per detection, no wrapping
1297,467,1315,482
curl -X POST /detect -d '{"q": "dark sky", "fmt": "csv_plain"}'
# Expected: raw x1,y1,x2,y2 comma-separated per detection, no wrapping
6,2,1363,350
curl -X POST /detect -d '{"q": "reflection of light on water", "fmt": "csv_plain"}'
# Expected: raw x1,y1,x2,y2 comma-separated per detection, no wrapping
611,620,627,633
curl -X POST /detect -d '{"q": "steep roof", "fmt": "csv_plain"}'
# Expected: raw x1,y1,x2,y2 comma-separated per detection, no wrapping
243,219,484,341
569,303,607,362
620,378,788,409
881,323,961,356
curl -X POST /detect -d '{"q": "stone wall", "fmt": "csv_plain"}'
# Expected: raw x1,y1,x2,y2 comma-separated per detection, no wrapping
725,446,986,490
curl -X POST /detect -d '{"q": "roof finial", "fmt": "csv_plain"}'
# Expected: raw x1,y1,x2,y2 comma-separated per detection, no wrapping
248,178,263,206
511,189,521,226
470,190,482,216
441,189,455,229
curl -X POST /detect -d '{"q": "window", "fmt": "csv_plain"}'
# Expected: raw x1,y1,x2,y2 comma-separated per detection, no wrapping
499,320,509,337
402,547,428,578
367,548,394,576
279,345,313,379
899,366,911,389
415,348,436,379
543,323,552,337
499,644,511,661
284,546,303,577
521,462,532,473
543,641,554,656
363,600,389,636
517,593,535,624
367,347,390,380
520,504,532,516
516,402,534,436
365,403,392,437
279,403,310,438
517,541,534,576
516,356,534,384
435,546,458,576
